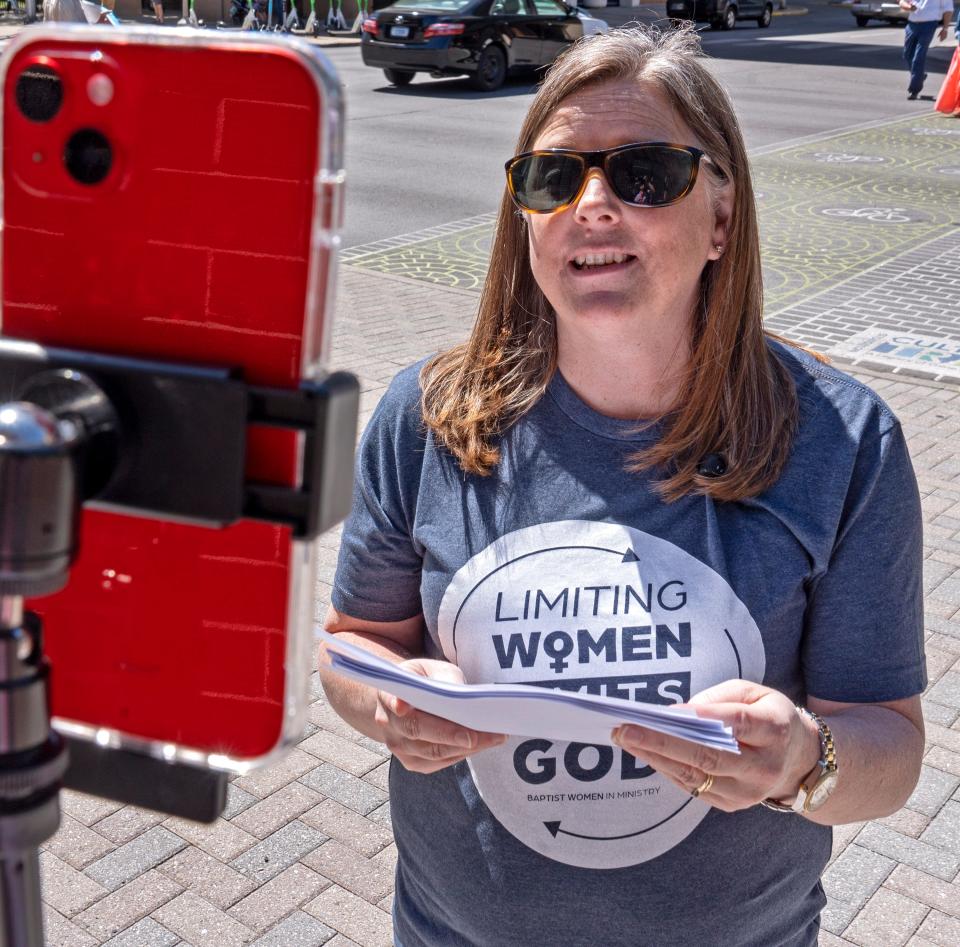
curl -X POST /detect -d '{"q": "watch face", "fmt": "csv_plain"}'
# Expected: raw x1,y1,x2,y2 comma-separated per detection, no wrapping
807,771,839,811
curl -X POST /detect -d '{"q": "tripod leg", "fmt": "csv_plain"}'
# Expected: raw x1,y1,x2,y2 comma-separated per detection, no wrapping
0,797,60,947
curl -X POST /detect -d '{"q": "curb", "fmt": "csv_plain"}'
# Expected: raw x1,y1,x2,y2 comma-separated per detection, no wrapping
310,35,362,45
830,356,960,387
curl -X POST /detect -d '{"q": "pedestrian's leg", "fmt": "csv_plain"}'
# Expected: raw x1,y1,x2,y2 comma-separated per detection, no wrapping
904,23,920,91
906,22,936,96
912,24,936,95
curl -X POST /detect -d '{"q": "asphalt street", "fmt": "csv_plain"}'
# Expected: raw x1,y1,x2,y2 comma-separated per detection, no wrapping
325,0,958,246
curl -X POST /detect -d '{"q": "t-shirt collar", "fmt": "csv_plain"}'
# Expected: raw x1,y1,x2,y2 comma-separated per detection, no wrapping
545,369,665,443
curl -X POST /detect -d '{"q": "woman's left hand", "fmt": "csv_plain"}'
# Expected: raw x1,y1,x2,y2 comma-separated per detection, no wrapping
612,680,820,812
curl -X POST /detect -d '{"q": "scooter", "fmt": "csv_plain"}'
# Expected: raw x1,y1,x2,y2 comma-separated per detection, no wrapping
282,0,299,32
176,0,205,26
350,0,368,32
303,0,320,34
325,0,348,30
241,0,260,28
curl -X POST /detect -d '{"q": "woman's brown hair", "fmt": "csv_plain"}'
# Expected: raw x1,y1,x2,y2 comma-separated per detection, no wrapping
420,25,798,502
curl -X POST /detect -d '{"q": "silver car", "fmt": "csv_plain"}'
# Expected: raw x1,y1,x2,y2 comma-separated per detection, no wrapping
849,0,908,27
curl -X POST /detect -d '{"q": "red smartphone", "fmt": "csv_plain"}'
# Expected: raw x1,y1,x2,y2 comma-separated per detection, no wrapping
0,26,344,771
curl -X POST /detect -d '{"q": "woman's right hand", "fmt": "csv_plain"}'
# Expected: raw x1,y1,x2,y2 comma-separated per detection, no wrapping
374,658,507,773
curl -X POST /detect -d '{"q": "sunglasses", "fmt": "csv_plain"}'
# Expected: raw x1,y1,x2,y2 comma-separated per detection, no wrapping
505,142,714,214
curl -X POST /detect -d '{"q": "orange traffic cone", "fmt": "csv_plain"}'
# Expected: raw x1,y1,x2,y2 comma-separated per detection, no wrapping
935,46,960,116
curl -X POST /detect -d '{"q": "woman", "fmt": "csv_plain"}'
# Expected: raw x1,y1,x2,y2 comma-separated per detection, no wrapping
321,26,926,947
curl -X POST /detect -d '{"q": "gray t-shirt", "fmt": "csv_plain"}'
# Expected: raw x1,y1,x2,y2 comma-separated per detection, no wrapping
332,341,926,947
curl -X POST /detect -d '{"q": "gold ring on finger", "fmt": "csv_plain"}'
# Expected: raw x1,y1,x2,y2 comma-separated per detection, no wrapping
691,773,714,798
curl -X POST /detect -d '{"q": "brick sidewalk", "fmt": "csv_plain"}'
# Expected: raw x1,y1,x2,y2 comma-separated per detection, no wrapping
37,257,960,947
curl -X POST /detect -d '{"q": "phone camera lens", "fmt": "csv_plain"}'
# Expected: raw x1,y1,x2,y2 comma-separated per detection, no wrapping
15,65,63,123
63,129,112,186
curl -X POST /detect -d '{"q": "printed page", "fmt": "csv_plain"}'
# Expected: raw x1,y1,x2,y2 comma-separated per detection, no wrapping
318,630,738,751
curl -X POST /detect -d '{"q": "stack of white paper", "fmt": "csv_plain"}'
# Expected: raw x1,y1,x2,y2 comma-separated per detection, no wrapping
318,631,739,753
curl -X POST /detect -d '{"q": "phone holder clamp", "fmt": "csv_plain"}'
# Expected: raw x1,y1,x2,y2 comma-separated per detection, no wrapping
0,338,360,538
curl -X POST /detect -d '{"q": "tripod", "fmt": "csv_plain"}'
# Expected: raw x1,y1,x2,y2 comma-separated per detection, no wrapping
0,349,357,945
0,396,86,946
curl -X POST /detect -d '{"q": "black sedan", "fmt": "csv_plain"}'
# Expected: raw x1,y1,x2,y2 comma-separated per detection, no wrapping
360,0,607,92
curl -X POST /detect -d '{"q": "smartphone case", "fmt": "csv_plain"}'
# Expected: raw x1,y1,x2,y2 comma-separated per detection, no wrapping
0,25,345,772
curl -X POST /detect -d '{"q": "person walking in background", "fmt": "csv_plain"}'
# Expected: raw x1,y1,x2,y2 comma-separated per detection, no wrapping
899,0,953,99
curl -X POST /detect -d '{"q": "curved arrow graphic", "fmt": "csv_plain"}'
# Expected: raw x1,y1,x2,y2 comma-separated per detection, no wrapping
543,796,696,841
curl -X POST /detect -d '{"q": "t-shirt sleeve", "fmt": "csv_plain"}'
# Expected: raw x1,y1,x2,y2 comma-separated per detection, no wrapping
331,370,426,623
802,417,927,703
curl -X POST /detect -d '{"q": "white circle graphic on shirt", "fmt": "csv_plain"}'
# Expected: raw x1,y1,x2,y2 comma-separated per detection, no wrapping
436,520,765,870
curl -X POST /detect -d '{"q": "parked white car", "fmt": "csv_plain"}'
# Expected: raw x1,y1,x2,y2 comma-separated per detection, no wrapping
849,0,907,26
575,8,608,32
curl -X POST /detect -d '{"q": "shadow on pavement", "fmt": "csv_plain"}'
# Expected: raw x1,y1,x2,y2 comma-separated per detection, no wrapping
371,74,540,98
699,28,953,74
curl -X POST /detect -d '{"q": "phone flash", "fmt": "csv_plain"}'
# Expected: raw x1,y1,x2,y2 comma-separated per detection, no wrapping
87,73,113,107
32,152,43,163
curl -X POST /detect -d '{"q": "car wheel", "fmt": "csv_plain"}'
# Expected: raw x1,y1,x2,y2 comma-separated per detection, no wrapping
854,14,870,25
383,68,415,86
757,3,771,26
721,4,736,28
470,44,506,92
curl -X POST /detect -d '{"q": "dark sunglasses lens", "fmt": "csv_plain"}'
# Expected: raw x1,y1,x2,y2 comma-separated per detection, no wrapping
607,147,696,206
510,153,584,211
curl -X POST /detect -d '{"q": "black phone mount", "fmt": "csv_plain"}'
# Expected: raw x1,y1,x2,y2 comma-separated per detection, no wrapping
0,337,359,946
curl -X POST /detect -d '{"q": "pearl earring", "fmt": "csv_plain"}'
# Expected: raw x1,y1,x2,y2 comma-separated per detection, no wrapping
715,244,724,255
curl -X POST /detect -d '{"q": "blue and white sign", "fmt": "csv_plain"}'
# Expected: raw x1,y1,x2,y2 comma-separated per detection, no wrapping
832,329,960,380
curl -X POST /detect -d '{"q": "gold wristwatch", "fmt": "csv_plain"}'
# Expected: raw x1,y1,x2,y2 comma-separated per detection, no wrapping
761,708,838,814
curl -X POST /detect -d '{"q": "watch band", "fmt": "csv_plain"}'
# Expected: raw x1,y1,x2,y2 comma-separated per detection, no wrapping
761,707,837,814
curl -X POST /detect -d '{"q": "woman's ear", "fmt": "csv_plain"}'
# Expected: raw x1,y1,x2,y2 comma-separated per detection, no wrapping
708,180,734,262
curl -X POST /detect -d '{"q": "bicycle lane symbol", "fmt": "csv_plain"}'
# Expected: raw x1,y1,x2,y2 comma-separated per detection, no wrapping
820,207,917,224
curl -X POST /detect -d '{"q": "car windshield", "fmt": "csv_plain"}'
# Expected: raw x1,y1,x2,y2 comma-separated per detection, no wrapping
388,0,474,9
